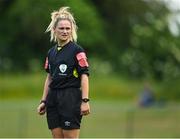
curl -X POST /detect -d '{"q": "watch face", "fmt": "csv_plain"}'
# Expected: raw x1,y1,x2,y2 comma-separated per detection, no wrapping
82,98,89,102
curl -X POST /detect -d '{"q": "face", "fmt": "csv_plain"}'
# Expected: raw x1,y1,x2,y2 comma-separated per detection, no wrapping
54,19,72,42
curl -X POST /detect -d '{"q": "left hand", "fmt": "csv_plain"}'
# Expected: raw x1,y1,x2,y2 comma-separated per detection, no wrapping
37,103,46,115
81,102,90,116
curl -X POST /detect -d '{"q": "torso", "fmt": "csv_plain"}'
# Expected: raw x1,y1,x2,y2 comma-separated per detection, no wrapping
47,41,81,89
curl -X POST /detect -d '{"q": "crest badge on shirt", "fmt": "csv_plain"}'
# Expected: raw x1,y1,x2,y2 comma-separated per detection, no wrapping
59,64,67,73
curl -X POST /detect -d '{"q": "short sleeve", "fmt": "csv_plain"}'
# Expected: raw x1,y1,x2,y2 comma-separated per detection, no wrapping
44,56,49,73
75,46,89,76
44,48,52,73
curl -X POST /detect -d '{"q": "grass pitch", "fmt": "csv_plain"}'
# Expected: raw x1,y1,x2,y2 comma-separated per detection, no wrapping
0,100,179,138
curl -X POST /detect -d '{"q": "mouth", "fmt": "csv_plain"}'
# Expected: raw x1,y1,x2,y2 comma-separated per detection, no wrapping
62,35,68,37
60,35,68,40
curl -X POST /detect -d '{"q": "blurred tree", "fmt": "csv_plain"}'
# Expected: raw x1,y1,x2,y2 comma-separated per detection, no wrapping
0,0,106,72
0,0,180,82
91,0,180,80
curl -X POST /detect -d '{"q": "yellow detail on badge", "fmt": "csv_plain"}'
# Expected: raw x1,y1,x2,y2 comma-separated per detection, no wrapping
57,47,62,51
73,68,79,78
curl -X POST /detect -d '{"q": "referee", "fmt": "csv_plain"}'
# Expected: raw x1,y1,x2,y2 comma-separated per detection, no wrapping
37,7,90,138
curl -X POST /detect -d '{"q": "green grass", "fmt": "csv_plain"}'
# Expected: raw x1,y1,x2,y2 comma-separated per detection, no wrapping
0,72,149,100
0,100,180,138
0,73,45,99
0,73,180,137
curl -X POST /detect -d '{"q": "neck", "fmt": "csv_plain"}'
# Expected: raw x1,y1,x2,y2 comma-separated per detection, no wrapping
58,40,70,47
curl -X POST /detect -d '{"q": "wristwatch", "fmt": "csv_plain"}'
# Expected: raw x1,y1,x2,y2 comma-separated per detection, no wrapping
40,100,46,105
82,98,90,103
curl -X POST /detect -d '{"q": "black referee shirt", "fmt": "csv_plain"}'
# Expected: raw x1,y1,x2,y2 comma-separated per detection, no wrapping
44,41,89,89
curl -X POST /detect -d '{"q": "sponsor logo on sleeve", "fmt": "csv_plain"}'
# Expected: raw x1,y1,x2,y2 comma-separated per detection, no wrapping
76,52,89,67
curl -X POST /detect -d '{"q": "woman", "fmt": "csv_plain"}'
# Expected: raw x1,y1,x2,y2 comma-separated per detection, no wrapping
37,7,90,138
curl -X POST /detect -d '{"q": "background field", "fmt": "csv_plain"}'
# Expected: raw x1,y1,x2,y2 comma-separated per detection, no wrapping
0,73,180,138
0,100,179,138
0,72,167,100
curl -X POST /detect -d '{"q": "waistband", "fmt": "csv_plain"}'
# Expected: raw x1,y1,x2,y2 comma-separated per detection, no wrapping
50,87,81,91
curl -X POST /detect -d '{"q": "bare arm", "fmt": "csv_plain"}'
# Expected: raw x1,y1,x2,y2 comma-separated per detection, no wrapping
41,73,52,101
80,74,90,115
81,74,89,99
37,73,52,115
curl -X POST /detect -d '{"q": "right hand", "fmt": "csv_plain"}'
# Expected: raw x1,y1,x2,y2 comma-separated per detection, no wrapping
81,102,90,116
37,103,46,115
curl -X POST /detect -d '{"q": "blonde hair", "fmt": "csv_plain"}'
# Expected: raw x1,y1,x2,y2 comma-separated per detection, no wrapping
46,7,77,43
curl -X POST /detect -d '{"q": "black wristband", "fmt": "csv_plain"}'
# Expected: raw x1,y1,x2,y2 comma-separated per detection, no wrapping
82,98,90,103
40,100,46,105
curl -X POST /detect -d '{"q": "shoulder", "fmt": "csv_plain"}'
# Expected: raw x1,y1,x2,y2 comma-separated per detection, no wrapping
70,42,85,53
47,45,56,55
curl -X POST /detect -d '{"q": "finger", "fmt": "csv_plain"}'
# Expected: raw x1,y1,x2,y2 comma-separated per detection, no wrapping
37,108,41,113
39,112,45,115
81,110,90,116
81,111,86,115
37,107,43,113
39,110,46,115
37,106,46,115
84,112,89,116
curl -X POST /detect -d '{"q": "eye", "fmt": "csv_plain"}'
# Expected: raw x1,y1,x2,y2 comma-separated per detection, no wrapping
65,27,71,30
59,27,65,30
58,27,71,30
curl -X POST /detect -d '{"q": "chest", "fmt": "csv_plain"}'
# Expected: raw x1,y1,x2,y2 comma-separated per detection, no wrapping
49,47,76,68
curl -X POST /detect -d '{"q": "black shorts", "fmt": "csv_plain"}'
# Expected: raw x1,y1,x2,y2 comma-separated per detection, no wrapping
46,88,82,130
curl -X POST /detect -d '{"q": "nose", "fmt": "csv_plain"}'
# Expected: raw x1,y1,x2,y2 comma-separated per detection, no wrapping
62,29,67,33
